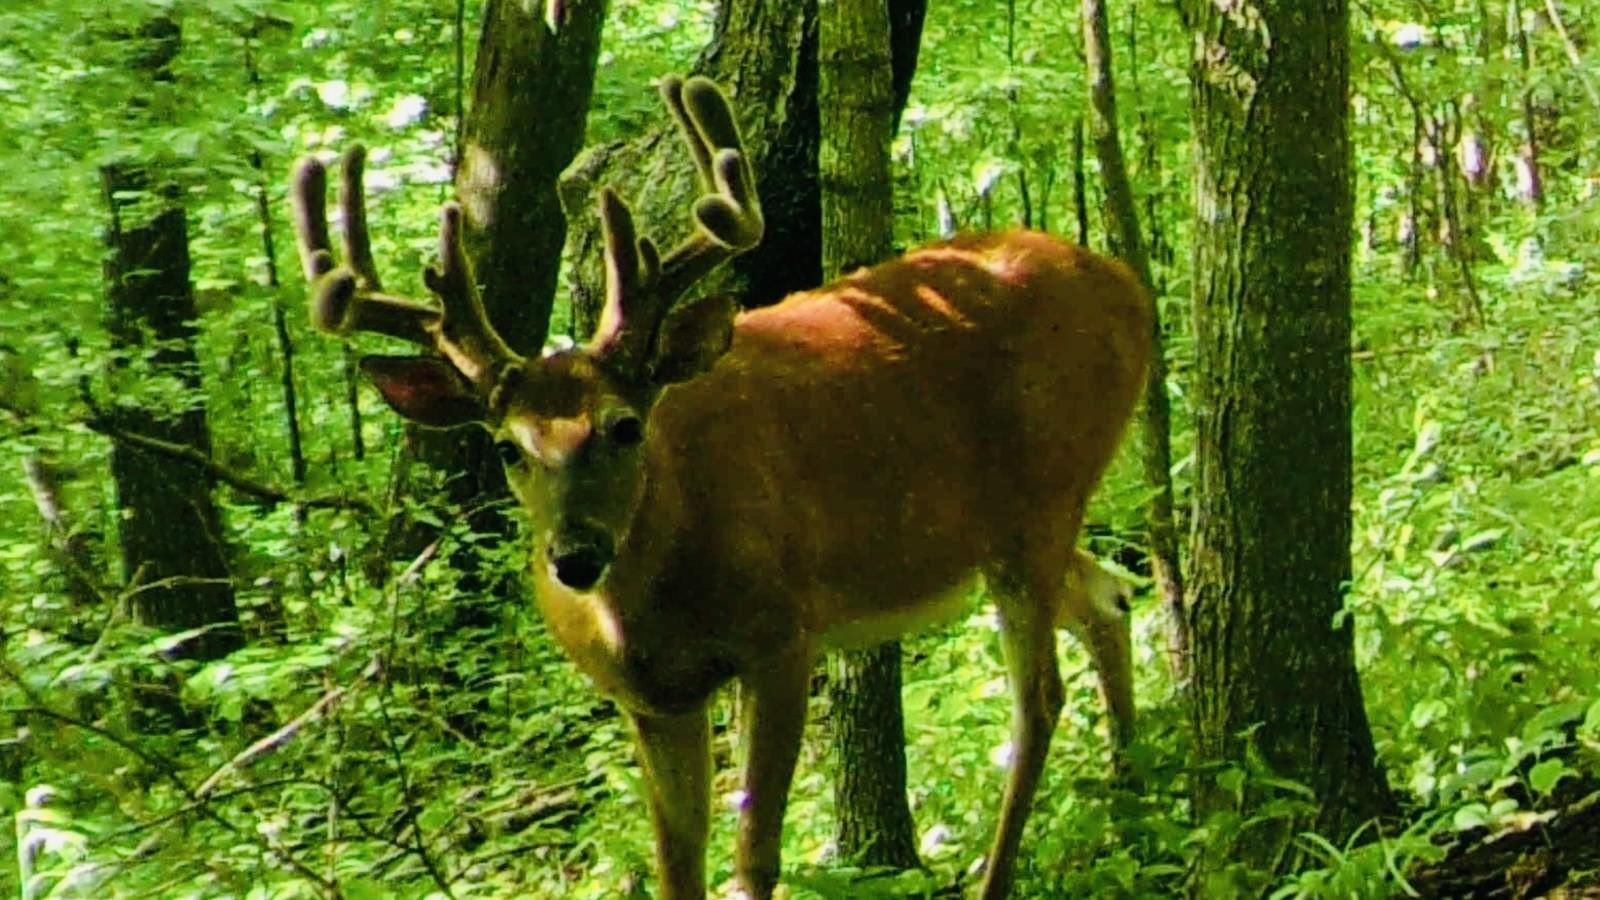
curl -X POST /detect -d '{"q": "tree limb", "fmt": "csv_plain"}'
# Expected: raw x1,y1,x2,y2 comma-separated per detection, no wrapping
81,414,376,516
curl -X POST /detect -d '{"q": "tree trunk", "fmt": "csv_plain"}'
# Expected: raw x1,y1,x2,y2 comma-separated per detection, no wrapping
378,1,606,611
459,0,607,354
1081,0,1186,684
101,16,238,663
1180,0,1394,889
1510,0,1544,207
828,648,920,869
561,0,820,332
887,0,927,135
820,0,921,872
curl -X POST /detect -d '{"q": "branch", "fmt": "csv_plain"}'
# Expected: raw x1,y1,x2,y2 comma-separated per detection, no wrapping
81,414,376,516
375,538,455,897
193,686,348,797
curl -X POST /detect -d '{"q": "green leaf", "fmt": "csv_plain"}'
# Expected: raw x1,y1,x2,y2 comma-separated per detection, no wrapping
1409,699,1448,729
1526,759,1573,797
1452,803,1490,831
343,878,394,900
1216,766,1246,797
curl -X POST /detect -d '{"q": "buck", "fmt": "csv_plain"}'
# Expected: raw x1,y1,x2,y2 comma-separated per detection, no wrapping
290,76,1150,899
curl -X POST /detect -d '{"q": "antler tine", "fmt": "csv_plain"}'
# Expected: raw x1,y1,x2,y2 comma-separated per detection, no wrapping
337,147,383,291
288,156,335,283
289,151,439,347
653,76,764,300
422,203,521,386
591,76,762,374
591,187,660,361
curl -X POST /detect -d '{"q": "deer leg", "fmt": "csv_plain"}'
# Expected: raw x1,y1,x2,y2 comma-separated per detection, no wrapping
1059,552,1136,754
1076,609,1135,755
981,580,1065,900
630,706,711,900
733,649,812,899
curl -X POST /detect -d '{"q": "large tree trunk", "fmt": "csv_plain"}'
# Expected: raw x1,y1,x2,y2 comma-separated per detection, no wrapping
561,0,820,331
1181,0,1394,889
378,1,606,611
102,16,238,663
820,0,920,872
459,0,607,354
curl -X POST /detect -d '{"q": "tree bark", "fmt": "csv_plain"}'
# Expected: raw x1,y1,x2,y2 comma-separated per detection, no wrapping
820,0,920,872
378,1,606,609
459,0,607,354
101,16,238,662
1180,0,1394,888
828,648,920,869
1081,0,1186,683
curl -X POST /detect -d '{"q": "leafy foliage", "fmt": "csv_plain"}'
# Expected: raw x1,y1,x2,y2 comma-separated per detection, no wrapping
2,0,1598,896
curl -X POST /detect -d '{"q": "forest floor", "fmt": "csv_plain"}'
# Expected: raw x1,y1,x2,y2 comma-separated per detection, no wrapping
1411,787,1600,898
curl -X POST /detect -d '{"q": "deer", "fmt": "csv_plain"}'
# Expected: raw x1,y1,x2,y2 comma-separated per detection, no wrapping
289,75,1151,900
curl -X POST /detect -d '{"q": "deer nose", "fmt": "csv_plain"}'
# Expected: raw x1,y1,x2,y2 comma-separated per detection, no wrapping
547,521,614,591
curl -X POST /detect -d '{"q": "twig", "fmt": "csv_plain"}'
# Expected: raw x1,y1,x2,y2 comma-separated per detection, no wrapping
114,685,351,871
1,659,341,897
103,778,329,841
374,543,455,897
4,702,339,896
121,574,235,602
194,686,348,797
397,539,442,587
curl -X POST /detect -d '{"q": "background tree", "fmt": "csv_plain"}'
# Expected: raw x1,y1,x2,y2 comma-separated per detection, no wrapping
100,15,239,663
820,0,921,873
561,0,821,331
1080,0,1185,681
376,0,608,602
1179,0,1395,888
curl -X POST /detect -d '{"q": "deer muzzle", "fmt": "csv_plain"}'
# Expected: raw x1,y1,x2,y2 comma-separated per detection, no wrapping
547,521,615,591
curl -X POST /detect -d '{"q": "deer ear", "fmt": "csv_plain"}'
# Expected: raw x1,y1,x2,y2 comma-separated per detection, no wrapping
649,293,737,385
359,355,486,428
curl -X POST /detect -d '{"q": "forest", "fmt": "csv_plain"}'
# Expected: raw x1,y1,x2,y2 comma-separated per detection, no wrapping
2,0,1598,897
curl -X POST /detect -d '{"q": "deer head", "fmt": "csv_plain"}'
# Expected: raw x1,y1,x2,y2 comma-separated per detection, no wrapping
289,76,762,591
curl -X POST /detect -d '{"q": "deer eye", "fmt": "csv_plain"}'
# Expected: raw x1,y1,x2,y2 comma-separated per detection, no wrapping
607,414,645,447
494,439,522,467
